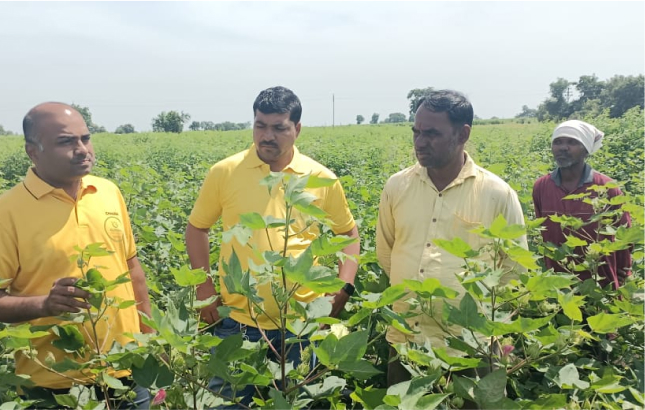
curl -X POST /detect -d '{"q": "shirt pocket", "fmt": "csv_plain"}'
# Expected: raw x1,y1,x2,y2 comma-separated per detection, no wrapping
452,212,486,252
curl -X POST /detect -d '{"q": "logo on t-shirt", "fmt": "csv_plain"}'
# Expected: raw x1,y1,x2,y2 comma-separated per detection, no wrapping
104,216,124,242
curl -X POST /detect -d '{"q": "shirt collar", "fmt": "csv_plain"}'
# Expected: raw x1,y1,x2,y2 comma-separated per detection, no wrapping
23,168,97,200
414,151,478,187
550,163,593,187
242,144,308,174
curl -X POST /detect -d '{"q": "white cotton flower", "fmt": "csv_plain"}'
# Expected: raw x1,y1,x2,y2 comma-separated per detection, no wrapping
330,323,350,339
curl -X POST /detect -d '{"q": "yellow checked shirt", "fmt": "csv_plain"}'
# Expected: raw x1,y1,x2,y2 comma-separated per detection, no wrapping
377,152,526,348
189,145,355,330
0,169,140,389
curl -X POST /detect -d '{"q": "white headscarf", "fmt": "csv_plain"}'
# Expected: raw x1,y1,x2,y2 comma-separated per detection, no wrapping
551,120,604,154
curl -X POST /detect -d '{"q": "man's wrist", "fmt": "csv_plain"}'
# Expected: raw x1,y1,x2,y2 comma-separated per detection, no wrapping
341,282,355,296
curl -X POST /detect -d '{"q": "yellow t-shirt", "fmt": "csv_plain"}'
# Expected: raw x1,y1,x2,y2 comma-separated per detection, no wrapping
189,145,355,329
376,153,527,347
0,169,140,389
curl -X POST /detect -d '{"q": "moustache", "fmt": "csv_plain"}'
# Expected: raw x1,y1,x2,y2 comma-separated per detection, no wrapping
260,142,278,148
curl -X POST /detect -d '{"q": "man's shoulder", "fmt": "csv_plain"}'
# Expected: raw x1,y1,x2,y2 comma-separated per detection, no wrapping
383,165,418,190
0,182,26,209
592,170,616,185
85,175,119,191
532,173,554,191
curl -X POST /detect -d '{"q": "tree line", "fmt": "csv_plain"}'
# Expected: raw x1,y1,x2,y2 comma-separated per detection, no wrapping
1,74,642,134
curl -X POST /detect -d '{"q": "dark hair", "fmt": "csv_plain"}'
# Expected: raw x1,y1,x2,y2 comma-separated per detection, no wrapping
252,86,302,124
417,89,474,128
22,111,38,144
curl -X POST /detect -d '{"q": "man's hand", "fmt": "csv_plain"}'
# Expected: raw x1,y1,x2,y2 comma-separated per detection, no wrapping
42,277,91,316
200,296,222,325
617,268,630,285
329,289,350,319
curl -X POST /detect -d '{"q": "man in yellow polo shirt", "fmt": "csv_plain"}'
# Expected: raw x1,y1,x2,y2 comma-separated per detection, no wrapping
376,89,526,386
186,86,360,405
0,102,152,408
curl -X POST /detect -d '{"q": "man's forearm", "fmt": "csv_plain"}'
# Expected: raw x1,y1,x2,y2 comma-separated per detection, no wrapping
0,292,47,323
127,257,153,332
338,226,360,284
186,222,217,300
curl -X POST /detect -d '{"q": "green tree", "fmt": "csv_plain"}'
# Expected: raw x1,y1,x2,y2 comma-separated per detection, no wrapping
71,104,106,134
152,111,191,133
200,121,216,131
536,78,573,121
515,105,537,118
0,124,14,136
114,124,136,134
406,87,434,118
356,115,365,125
383,112,407,123
600,74,645,118
189,121,201,131
370,113,379,124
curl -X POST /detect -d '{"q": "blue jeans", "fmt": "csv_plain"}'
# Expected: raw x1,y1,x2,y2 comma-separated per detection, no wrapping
22,380,150,409
209,317,311,409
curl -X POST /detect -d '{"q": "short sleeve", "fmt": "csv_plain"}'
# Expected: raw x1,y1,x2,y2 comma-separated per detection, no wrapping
188,165,224,229
322,180,355,235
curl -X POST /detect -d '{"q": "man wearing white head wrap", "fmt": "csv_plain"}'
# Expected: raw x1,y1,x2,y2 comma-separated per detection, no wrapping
551,120,605,155
533,120,632,290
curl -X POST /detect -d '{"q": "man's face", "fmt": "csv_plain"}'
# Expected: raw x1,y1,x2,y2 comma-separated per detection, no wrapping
413,107,466,170
26,106,95,188
552,137,588,168
253,110,301,170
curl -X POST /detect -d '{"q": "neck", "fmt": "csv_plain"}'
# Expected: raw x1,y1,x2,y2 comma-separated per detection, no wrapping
269,149,295,172
559,162,586,183
33,168,82,200
426,151,466,192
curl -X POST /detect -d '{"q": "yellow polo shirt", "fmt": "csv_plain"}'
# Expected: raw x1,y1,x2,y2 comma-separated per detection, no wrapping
189,145,355,329
0,169,140,389
376,153,527,347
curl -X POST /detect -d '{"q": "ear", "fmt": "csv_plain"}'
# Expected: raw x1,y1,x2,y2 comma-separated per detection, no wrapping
295,122,302,138
458,124,471,145
25,143,38,163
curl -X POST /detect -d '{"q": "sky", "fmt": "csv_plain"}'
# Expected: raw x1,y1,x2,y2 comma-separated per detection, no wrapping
0,1,643,133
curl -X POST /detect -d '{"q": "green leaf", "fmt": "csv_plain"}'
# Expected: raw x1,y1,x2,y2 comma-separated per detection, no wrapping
335,330,369,363
404,278,459,299
306,174,337,188
268,388,293,410
558,292,584,322
363,284,408,309
433,237,479,258
171,265,208,287
302,266,345,294
554,364,589,389
587,313,634,333
488,314,556,336
54,394,78,408
337,360,382,380
433,348,481,370
564,235,587,247
310,234,357,257
504,246,539,270
351,386,387,410
283,248,314,284
294,202,328,219
413,394,449,410
264,215,288,229
51,324,85,353
222,224,253,246
489,214,508,237
239,212,266,229
50,357,84,373
131,354,175,388
347,307,373,326
443,294,491,336
101,373,125,390
0,323,50,339
473,369,507,408
525,394,567,409
314,334,338,367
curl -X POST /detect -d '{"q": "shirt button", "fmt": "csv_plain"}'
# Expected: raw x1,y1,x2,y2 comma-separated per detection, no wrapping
438,193,443,197
432,218,437,222
426,243,431,247
420,269,424,273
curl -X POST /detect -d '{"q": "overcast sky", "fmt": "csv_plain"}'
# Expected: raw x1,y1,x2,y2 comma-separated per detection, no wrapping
0,1,643,133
